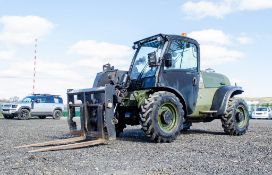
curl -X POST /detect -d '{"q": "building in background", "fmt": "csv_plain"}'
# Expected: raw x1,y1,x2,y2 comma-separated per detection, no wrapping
244,97,272,118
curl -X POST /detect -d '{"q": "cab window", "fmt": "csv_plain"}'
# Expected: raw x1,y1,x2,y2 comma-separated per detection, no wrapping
22,97,33,103
36,97,47,103
165,40,197,70
54,97,63,104
46,96,54,103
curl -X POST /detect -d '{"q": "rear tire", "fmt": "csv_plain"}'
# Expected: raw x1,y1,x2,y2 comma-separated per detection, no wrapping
140,91,184,143
221,98,249,135
18,109,30,120
3,114,14,119
53,110,62,120
39,116,46,119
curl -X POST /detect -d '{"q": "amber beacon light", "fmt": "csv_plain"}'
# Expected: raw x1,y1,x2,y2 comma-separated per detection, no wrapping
181,32,187,37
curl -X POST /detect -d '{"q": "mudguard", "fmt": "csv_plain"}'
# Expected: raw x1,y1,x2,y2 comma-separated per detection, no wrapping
152,86,188,115
54,107,63,111
211,86,243,116
18,106,31,112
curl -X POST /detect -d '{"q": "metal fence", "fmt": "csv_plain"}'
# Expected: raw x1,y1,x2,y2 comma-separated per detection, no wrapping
0,104,2,118
62,106,80,117
247,103,272,111
1,102,271,118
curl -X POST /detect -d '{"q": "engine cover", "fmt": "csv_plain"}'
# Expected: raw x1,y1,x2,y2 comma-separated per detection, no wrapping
93,64,128,88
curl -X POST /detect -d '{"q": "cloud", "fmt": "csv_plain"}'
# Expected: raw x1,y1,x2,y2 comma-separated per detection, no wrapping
239,0,272,11
70,32,247,71
0,58,86,101
0,16,76,100
182,1,233,19
0,58,83,80
181,0,272,19
0,16,54,44
200,45,244,66
70,40,133,70
189,29,231,45
0,50,15,60
237,36,252,45
188,29,245,66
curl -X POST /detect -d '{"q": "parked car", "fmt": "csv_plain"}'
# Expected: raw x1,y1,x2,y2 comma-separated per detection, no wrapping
1,94,64,120
251,107,272,119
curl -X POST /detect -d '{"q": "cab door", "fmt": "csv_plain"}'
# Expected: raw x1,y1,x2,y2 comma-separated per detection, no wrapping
159,39,200,114
32,96,53,115
31,96,46,114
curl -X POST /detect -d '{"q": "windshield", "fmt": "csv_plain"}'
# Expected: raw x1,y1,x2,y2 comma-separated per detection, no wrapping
130,39,164,80
256,107,268,111
21,96,35,103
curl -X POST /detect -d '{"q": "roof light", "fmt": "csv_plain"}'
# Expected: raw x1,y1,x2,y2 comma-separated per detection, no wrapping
181,32,187,37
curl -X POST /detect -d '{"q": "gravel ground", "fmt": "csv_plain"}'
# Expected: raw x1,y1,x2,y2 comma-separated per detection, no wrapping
0,118,271,175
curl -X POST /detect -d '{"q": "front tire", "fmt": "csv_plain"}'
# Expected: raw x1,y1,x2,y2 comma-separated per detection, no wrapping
140,91,184,143
221,98,249,135
18,109,30,120
115,123,126,137
53,110,62,120
181,121,192,131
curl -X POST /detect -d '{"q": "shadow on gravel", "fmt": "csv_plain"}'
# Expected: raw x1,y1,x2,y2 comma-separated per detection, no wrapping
45,133,75,140
0,117,55,120
32,129,151,145
117,128,227,143
117,129,151,143
182,129,226,135
27,128,226,145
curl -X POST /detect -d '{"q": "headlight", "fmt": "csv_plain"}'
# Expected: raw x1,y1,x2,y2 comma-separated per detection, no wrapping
12,105,18,108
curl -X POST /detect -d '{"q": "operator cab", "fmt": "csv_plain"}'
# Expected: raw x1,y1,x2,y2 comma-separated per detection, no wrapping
129,34,200,114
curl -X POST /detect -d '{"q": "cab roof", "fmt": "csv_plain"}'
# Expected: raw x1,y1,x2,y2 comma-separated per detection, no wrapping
32,94,61,97
133,33,199,47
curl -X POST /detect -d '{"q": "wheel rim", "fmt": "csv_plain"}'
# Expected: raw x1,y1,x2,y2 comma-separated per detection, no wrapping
158,102,178,133
22,110,29,118
55,111,61,118
235,105,247,128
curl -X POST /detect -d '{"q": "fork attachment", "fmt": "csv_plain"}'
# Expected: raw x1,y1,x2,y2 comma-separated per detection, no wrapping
67,84,117,140
16,84,116,152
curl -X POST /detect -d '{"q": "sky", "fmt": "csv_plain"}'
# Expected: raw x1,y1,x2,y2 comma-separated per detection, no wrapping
0,0,272,101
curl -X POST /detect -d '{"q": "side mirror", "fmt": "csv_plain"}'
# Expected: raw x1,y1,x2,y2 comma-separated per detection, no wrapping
132,43,139,50
31,100,34,109
148,51,157,67
164,53,172,67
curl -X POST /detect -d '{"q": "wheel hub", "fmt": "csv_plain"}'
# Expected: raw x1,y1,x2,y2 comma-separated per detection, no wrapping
162,111,173,125
236,111,244,122
158,102,178,132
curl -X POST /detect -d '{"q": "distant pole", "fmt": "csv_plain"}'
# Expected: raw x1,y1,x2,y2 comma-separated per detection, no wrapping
33,39,38,94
